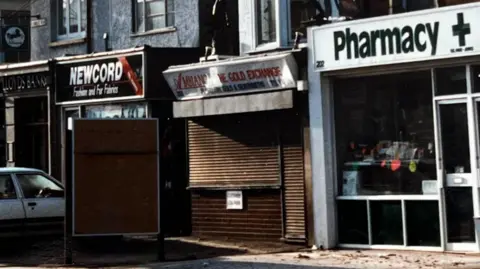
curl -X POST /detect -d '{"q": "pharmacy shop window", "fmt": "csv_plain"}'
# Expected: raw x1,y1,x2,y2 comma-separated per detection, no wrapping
333,71,437,196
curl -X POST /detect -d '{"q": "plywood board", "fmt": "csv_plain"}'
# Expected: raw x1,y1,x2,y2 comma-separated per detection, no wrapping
74,119,158,154
72,119,159,236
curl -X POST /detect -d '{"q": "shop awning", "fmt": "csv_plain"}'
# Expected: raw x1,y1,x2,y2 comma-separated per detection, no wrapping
172,89,293,118
0,60,51,76
162,52,298,101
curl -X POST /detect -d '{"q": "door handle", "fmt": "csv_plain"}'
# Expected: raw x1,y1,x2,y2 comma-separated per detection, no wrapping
27,202,37,207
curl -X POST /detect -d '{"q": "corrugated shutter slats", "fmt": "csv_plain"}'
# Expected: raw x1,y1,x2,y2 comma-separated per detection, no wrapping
188,114,280,188
282,113,307,241
191,190,283,241
188,111,306,242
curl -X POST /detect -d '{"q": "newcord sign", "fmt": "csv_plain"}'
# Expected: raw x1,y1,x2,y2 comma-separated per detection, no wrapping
311,3,480,72
56,54,144,102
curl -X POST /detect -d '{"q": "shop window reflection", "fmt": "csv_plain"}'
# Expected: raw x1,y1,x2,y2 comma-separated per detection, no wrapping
406,200,441,246
435,66,467,96
84,103,147,119
439,104,471,174
334,71,437,196
337,200,369,244
471,65,480,92
371,201,403,245
445,187,475,242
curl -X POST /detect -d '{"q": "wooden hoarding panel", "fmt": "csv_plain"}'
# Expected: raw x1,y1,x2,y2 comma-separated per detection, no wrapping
74,120,158,154
73,119,159,236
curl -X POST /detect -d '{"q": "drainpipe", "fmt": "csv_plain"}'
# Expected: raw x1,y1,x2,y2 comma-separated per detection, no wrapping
86,0,93,53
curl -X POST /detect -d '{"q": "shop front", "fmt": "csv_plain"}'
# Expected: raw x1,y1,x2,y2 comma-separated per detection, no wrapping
0,61,53,173
53,46,199,236
309,2,480,252
163,52,312,244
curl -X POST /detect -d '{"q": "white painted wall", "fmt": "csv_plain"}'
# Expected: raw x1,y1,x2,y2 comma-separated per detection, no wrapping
306,0,340,249
306,51,338,248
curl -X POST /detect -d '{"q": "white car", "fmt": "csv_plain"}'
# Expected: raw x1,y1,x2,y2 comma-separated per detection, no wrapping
0,167,64,237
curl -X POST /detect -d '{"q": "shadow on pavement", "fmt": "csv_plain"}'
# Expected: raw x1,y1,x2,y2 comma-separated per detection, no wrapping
143,260,353,269
0,236,270,268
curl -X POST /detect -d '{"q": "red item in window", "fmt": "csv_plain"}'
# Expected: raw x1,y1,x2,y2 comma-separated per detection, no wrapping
391,159,401,171
381,160,387,167
350,142,355,150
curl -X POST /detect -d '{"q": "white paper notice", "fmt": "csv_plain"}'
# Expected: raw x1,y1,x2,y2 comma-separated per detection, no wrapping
226,191,243,210
68,117,73,130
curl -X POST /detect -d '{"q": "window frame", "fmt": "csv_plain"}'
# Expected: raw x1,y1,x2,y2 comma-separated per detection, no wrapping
56,0,87,41
288,0,322,45
251,0,305,52
252,0,284,51
133,0,175,33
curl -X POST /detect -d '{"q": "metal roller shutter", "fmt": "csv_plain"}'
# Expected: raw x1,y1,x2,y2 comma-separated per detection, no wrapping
281,112,307,242
191,190,283,241
188,110,306,243
187,113,280,188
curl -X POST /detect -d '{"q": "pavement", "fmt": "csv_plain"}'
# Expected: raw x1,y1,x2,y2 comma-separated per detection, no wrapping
139,250,480,269
6,249,480,269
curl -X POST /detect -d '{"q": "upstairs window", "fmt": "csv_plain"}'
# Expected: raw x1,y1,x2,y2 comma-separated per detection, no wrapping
57,0,87,40
439,0,480,6
256,0,277,45
336,0,435,19
290,0,318,40
134,0,175,32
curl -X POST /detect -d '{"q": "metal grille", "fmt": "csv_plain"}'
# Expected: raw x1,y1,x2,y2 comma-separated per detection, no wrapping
191,190,282,241
187,114,280,188
281,113,306,242
187,111,306,243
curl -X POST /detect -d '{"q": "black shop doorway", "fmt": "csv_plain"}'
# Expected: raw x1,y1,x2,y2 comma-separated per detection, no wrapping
15,97,49,172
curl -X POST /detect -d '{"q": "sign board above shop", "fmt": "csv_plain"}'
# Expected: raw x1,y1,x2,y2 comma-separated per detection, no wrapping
2,25,29,52
0,72,49,93
56,53,144,103
311,3,480,72
162,53,298,100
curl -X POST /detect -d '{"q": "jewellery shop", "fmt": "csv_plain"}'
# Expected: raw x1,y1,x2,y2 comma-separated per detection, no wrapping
309,2,480,252
0,60,53,173
53,46,199,236
163,51,313,244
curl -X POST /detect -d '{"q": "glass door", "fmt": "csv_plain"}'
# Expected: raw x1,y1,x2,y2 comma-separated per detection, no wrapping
437,100,477,251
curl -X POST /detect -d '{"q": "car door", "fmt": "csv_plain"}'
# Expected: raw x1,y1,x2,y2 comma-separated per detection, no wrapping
14,172,64,235
0,173,26,237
